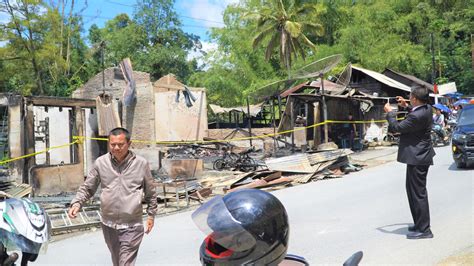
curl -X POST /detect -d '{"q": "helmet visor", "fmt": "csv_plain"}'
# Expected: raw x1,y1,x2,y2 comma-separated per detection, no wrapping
192,195,256,252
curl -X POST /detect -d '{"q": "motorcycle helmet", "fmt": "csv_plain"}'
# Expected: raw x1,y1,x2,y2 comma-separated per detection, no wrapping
192,189,289,265
0,198,51,264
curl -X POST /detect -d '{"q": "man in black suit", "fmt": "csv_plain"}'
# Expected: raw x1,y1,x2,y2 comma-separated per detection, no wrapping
384,86,436,239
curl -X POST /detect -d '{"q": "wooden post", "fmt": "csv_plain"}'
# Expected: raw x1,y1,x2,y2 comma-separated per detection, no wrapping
314,102,321,147
74,106,85,169
24,103,35,184
320,74,329,143
277,95,282,123
246,97,253,147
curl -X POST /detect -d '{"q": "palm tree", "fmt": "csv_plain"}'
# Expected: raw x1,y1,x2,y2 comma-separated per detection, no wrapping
249,0,324,76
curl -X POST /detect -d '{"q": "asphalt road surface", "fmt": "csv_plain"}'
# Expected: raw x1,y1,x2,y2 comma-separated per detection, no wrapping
37,145,473,265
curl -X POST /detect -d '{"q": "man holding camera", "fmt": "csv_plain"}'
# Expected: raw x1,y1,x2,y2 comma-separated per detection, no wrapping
384,86,435,239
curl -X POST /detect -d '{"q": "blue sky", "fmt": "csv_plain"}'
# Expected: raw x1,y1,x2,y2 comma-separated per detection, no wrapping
0,0,238,53
75,0,238,42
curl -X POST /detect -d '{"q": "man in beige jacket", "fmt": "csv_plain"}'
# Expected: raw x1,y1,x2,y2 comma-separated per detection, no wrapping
68,127,157,266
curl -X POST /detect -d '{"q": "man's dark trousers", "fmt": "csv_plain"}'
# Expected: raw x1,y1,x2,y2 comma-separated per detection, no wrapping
406,164,430,232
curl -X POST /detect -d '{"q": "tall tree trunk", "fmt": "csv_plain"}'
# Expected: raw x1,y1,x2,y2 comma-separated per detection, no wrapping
5,0,44,94
66,0,75,75
60,0,65,59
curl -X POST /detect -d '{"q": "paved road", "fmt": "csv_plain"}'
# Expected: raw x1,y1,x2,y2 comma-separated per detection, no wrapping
37,146,473,265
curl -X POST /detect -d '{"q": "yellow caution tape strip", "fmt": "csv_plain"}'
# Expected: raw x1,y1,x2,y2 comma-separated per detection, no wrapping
0,140,79,165
1,118,403,165
74,118,397,144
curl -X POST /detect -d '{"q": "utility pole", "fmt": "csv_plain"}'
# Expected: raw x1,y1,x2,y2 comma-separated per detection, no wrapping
100,41,106,89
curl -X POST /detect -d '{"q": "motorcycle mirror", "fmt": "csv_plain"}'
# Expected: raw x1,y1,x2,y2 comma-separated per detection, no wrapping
342,251,363,266
280,254,309,266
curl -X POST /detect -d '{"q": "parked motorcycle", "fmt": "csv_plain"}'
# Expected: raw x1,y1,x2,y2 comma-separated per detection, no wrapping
192,189,363,266
0,197,50,265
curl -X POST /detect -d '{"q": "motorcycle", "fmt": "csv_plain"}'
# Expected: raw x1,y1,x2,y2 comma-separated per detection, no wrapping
431,125,449,147
0,196,51,265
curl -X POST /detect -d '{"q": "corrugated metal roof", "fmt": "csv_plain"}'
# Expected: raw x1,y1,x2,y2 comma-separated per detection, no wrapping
352,66,412,92
280,79,345,98
383,68,434,92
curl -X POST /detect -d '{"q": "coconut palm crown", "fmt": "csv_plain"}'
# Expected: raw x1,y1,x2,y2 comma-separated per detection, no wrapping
249,0,324,74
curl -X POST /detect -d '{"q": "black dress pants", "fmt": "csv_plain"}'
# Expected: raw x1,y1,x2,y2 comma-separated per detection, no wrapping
406,164,431,232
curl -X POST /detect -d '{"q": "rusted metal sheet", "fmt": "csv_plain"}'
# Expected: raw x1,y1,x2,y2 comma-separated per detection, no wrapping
31,164,85,195
227,176,292,192
161,159,203,179
120,58,137,106
96,95,121,136
265,154,314,173
307,149,353,164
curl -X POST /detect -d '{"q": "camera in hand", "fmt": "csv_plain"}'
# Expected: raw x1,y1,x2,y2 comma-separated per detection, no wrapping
388,97,399,104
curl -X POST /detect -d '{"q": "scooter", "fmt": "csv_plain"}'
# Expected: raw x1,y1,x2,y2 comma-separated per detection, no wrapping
0,197,51,265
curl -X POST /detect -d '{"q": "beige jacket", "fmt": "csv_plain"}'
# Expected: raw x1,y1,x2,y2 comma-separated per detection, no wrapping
71,152,157,227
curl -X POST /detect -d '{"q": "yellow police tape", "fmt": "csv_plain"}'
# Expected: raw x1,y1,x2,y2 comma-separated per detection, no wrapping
0,118,397,165
0,140,79,165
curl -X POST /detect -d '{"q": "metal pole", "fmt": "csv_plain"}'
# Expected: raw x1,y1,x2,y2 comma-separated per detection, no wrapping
101,41,105,89
320,74,328,143
246,97,253,147
277,95,282,122
290,100,295,153
271,99,277,156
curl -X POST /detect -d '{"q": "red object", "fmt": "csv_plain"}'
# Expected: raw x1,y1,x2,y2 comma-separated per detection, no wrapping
205,235,234,259
433,84,438,94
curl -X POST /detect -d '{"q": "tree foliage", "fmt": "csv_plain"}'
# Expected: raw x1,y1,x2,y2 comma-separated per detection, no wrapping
0,0,472,101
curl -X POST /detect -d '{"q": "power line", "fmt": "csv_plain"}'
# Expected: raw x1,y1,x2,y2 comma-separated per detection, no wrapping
81,14,219,29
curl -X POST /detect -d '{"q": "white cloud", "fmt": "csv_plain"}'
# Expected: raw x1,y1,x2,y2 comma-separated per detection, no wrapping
179,0,239,28
187,41,218,68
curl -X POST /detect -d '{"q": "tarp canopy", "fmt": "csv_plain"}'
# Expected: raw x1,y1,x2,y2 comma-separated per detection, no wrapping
445,92,463,99
352,66,412,92
453,99,471,106
209,103,264,117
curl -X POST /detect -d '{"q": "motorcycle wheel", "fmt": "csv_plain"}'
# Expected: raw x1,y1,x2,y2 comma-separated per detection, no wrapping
239,158,257,172
213,159,226,171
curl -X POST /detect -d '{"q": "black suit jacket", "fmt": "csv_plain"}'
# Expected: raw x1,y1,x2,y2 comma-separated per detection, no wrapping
386,104,436,165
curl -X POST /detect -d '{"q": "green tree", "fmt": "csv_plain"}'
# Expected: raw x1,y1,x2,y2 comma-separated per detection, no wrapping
249,0,324,75
1,0,89,96
133,0,201,81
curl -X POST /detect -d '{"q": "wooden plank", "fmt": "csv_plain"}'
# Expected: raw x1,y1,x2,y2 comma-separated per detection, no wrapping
27,96,96,108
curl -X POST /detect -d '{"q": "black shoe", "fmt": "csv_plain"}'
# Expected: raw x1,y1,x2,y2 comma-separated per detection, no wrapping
407,229,433,239
408,225,416,232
